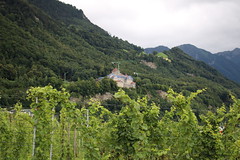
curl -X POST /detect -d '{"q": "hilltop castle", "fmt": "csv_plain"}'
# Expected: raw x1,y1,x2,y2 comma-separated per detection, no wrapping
107,68,136,88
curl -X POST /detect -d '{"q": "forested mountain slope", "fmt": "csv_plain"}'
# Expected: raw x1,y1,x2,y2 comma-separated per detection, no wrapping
0,0,141,106
217,48,240,66
145,44,240,83
1,0,240,112
178,44,240,83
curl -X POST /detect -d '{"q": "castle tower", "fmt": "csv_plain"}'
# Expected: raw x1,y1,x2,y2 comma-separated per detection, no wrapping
112,68,120,75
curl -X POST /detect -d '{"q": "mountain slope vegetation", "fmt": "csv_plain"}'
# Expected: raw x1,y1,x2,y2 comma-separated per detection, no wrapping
0,0,140,106
145,44,240,83
217,48,240,66
1,0,240,113
178,44,240,83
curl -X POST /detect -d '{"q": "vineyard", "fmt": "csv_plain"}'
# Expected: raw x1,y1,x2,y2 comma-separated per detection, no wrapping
0,86,240,160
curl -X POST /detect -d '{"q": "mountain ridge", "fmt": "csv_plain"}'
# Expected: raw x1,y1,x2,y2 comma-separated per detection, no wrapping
216,48,240,64
145,44,240,83
144,45,170,54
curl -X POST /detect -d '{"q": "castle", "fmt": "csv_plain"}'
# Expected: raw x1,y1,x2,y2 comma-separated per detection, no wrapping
107,68,136,88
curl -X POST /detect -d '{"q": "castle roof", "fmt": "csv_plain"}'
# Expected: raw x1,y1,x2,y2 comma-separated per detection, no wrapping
105,68,136,88
112,68,120,75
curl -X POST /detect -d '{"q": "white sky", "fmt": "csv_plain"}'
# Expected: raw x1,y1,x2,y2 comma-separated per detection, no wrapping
59,0,240,53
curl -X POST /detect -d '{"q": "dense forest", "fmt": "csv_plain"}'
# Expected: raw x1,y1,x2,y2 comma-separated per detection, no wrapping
1,0,240,114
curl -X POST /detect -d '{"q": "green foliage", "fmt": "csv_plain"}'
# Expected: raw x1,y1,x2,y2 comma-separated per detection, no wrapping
27,85,72,159
65,78,118,98
0,103,32,159
0,86,240,159
222,96,240,159
110,90,149,159
156,52,168,58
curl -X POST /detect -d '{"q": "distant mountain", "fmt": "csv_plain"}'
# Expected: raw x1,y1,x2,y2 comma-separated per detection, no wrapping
177,44,214,63
177,44,240,83
217,48,240,65
144,45,169,54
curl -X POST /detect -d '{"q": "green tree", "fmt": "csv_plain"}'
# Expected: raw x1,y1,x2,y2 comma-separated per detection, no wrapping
27,85,73,160
110,89,149,159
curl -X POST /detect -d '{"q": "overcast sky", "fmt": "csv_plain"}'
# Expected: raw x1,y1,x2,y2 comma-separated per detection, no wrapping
59,0,240,53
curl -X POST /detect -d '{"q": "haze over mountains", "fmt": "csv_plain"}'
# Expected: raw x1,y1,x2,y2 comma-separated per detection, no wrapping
145,44,240,83
1,0,240,112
